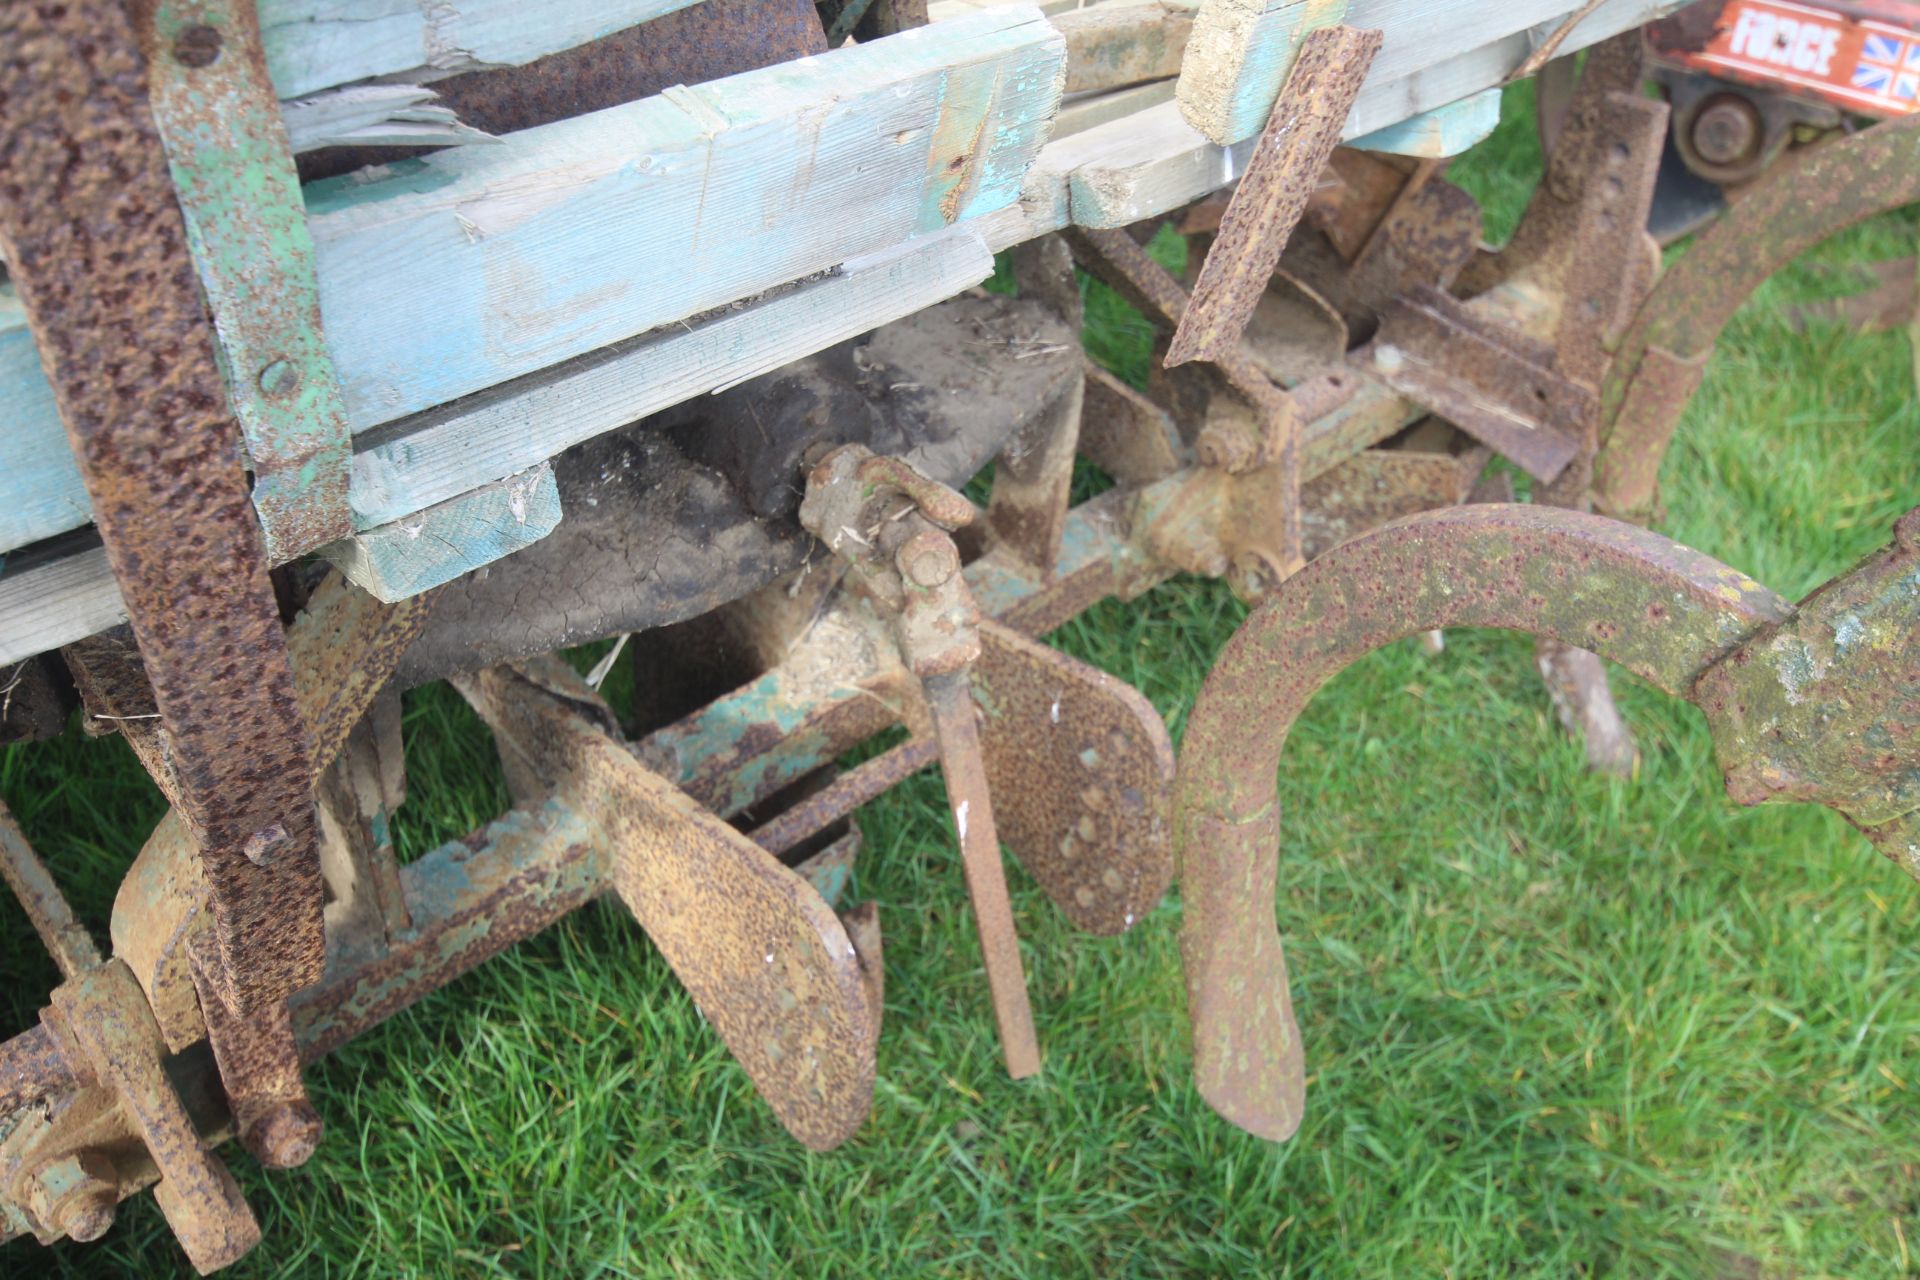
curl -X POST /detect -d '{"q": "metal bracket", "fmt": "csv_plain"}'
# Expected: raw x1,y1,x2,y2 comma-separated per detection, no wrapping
139,0,356,562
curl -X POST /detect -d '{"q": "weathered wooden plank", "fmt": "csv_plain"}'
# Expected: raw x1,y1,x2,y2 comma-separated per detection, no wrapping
349,228,993,526
1055,2,1193,94
281,85,497,153
304,7,1064,432
1348,85,1500,156
0,0,1674,561
0,295,89,556
1059,0,1682,226
0,546,126,669
1055,79,1178,139
1177,0,1346,146
323,464,561,601
2,230,991,660
1177,0,1661,146
258,0,704,100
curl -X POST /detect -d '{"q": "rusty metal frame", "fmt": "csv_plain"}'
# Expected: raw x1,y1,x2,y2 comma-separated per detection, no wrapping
0,0,326,1015
138,0,356,562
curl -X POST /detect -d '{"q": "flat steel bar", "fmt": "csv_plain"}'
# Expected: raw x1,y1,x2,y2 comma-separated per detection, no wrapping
1164,26,1384,368
751,738,940,857
139,0,355,561
0,0,324,1013
925,671,1041,1080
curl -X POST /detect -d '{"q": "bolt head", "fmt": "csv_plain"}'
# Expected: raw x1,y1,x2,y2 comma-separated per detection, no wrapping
30,1152,116,1243
247,1101,323,1170
242,822,292,866
899,532,959,588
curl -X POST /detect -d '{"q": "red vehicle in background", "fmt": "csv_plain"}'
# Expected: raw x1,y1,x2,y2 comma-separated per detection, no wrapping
1639,0,1920,235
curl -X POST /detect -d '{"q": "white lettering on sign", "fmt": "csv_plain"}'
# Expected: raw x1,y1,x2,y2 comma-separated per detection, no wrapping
1729,5,1840,75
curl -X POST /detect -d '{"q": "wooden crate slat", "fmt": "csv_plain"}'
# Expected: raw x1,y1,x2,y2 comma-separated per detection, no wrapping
260,0,708,100
304,6,1064,433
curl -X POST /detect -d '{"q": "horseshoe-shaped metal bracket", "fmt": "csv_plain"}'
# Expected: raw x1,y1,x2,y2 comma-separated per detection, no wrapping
1173,503,1918,1140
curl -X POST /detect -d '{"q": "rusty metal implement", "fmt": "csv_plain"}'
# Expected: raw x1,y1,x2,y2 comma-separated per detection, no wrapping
1173,504,1915,1140
0,0,326,1016
0,1,1916,1270
1165,26,1383,369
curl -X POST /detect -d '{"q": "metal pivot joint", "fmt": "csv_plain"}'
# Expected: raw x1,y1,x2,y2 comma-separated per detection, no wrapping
799,445,1043,1078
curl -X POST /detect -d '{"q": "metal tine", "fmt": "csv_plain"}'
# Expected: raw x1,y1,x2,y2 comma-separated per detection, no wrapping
925,670,1042,1080
0,800,102,981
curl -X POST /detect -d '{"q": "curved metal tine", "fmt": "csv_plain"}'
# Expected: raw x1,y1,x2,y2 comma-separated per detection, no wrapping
1173,505,1794,1140
461,659,880,1152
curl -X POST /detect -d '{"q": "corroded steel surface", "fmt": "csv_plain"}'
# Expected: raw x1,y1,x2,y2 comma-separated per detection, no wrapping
1174,505,1793,1140
0,0,323,1014
751,738,940,858
0,801,102,980
1694,509,1920,850
924,668,1043,1079
51,962,260,1272
974,621,1175,937
137,0,355,561
1595,111,1920,522
797,445,1041,1077
187,936,321,1171
465,660,880,1149
0,1024,81,1119
1164,26,1382,368
1369,286,1590,482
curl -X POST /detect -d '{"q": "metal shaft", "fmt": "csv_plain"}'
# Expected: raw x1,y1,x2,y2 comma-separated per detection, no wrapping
924,671,1041,1080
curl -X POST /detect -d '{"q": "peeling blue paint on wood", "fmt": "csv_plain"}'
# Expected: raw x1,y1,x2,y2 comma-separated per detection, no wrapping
0,294,90,553
259,0,708,100
1349,87,1499,157
302,9,1064,433
322,463,561,601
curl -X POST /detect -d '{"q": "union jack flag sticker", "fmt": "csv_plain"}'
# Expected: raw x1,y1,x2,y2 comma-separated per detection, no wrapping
1900,72,1920,100
1856,60,1894,93
1865,33,1907,65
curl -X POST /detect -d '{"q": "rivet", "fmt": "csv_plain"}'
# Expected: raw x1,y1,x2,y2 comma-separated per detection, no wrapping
172,24,222,67
257,359,300,398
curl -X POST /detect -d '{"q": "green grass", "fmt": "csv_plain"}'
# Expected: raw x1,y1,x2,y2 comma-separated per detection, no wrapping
4,85,1920,1277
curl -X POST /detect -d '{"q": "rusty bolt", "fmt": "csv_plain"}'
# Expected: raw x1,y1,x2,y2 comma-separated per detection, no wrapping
172,23,222,67
29,1152,117,1243
1194,424,1252,471
900,531,960,589
1691,96,1761,168
242,822,292,867
1896,507,1919,552
245,1100,323,1170
1227,550,1292,603
257,359,301,398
